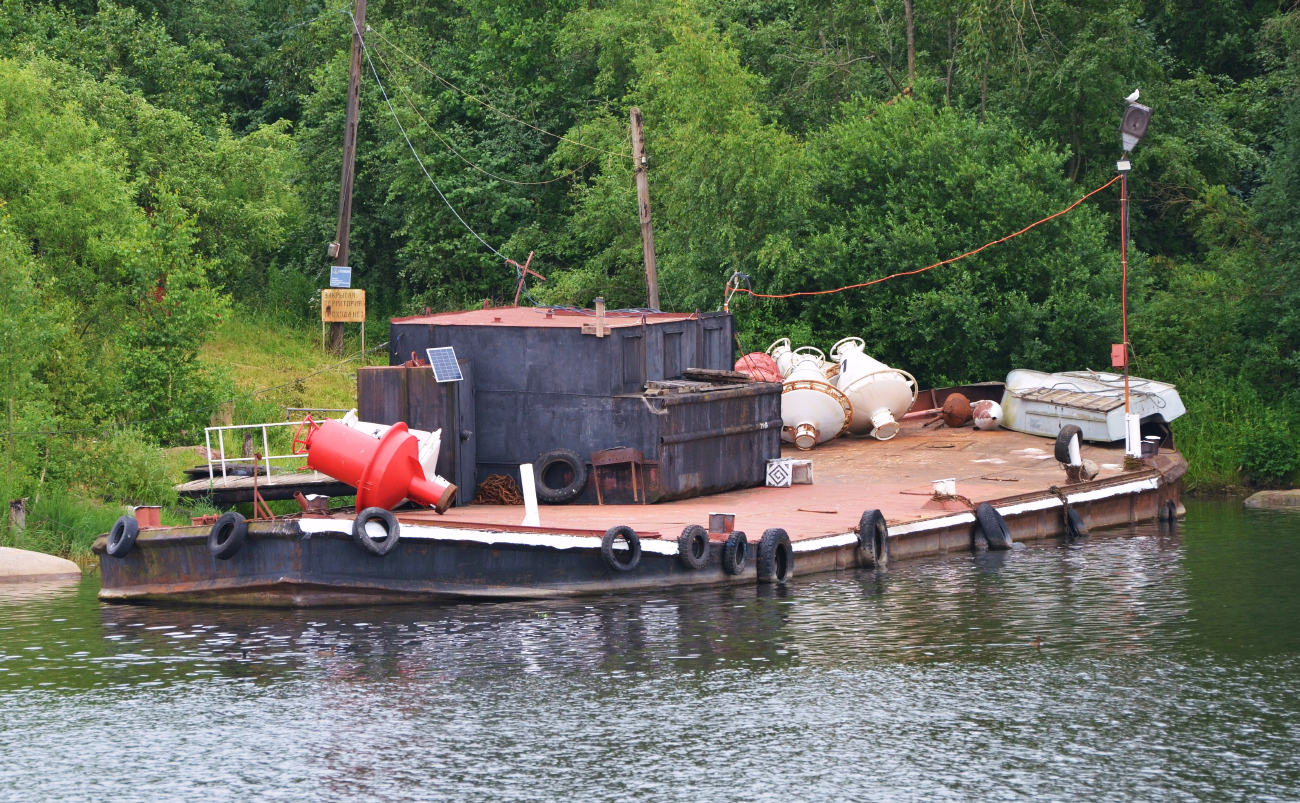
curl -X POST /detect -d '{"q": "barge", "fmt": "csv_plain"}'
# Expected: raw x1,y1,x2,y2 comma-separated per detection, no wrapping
95,412,1185,606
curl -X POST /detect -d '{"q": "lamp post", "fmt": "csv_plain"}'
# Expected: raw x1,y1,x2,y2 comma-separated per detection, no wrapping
1117,94,1151,459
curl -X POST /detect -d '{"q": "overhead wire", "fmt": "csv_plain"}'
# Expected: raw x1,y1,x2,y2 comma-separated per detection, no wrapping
352,13,548,305
351,12,506,262
366,26,633,161
725,175,1122,305
368,37,603,187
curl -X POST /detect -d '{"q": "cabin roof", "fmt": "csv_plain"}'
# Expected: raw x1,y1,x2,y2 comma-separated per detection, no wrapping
391,307,708,329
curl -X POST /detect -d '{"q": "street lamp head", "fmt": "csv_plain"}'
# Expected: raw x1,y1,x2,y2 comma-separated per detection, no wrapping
1121,100,1151,154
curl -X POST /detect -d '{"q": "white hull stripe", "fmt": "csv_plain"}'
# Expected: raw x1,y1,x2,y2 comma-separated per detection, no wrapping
297,518,680,555
296,476,1161,557
777,477,1163,554
792,532,858,553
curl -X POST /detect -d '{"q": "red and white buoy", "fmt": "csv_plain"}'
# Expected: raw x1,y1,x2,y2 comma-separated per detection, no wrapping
292,417,457,513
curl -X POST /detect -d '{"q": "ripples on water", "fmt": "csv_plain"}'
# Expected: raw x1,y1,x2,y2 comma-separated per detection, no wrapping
1,500,1298,802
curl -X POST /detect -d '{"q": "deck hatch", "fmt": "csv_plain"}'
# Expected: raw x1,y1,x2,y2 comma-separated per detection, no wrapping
1012,388,1124,412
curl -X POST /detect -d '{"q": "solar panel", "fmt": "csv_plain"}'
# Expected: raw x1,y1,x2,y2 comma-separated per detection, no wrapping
426,347,463,383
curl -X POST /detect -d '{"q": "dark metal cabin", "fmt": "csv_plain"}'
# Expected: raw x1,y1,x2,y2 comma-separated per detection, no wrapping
368,307,780,503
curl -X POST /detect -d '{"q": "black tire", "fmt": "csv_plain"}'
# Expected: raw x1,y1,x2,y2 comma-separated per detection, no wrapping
677,524,710,570
208,512,248,560
1066,507,1089,540
722,531,749,575
534,449,588,504
353,507,401,556
974,503,1013,551
757,528,794,584
857,509,889,567
106,515,139,558
1055,425,1083,464
1160,499,1178,522
601,525,641,572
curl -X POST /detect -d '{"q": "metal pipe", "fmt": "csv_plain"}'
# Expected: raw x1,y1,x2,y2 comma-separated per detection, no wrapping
1120,166,1130,414
659,419,783,445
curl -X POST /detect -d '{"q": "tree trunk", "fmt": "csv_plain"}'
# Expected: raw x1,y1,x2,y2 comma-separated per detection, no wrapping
904,0,916,87
945,15,958,105
329,322,346,355
980,56,989,123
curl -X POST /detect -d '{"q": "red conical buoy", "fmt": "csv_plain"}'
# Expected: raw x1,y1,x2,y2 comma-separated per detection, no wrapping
297,418,456,513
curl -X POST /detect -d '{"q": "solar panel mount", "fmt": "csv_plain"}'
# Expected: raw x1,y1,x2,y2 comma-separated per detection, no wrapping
425,347,464,383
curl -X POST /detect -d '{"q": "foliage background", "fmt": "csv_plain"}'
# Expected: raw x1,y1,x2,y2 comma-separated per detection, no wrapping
3,0,1300,556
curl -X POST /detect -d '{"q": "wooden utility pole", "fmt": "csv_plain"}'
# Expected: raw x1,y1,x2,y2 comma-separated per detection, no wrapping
904,0,916,87
629,107,660,311
330,0,367,355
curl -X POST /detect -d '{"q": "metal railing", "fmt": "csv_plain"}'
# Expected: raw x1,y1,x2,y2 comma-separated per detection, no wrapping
285,407,353,421
203,421,310,480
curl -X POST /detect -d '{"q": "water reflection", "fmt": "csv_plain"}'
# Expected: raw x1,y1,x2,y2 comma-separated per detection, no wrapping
1,501,1299,802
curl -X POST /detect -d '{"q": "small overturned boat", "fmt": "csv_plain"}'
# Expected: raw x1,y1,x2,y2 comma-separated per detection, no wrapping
1000,369,1186,443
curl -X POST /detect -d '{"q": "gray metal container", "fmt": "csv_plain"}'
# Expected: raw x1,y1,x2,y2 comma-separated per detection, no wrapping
376,307,778,503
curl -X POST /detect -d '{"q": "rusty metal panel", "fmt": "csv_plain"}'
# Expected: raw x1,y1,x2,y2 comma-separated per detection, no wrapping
356,367,407,425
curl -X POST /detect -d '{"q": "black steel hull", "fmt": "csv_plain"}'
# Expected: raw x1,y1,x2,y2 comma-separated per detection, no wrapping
97,525,754,607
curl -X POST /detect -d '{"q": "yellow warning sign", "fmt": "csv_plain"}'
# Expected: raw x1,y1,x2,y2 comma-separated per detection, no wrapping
321,289,366,322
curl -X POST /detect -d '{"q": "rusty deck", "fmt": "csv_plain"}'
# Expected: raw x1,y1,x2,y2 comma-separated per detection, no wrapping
403,419,1183,547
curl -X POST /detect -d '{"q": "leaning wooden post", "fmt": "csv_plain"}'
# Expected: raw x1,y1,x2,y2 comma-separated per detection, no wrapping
629,107,660,310
329,0,367,355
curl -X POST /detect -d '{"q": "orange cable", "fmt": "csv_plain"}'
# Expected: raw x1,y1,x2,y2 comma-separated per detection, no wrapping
728,175,1120,302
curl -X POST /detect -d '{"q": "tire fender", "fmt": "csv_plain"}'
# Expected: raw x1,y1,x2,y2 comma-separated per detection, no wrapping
973,502,1013,551
1066,507,1089,540
722,531,749,575
677,524,710,570
1055,425,1083,464
1159,499,1179,522
601,525,641,573
857,509,889,567
106,515,139,559
209,511,248,560
757,528,793,584
353,507,401,556
534,449,589,505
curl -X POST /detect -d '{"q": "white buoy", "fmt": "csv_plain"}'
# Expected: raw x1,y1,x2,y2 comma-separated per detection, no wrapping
780,350,851,450
340,409,445,484
972,399,1004,431
520,463,541,527
829,337,917,440
767,338,795,378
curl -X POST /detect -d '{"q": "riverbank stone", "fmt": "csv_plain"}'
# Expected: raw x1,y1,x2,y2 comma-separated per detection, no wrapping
0,547,82,584
1243,489,1300,510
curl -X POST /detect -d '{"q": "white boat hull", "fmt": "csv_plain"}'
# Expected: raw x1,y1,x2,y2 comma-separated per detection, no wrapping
1000,370,1186,442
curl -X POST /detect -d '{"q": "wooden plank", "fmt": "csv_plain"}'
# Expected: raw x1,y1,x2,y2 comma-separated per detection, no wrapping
683,367,752,384
175,472,355,505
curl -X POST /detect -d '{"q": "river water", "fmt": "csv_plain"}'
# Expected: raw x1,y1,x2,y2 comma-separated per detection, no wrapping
1,499,1298,802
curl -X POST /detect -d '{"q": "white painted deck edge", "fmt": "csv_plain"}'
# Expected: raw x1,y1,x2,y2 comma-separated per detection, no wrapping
296,518,679,555
296,475,1162,558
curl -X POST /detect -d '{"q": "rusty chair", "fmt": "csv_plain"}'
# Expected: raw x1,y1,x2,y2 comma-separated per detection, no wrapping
591,447,646,505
